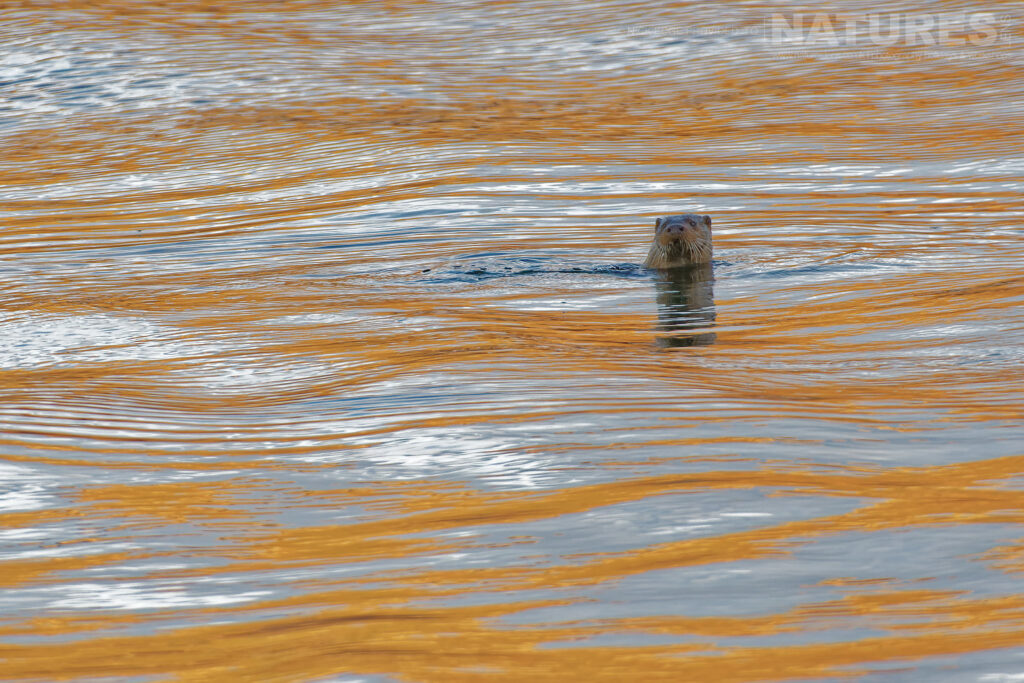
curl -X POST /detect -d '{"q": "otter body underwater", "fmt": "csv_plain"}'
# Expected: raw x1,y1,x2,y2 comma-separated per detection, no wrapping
644,214,712,268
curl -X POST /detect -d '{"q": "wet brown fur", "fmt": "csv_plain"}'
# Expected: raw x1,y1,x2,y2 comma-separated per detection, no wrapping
644,214,713,268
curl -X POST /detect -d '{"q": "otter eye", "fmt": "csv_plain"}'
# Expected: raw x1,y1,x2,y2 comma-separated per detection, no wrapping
686,218,695,227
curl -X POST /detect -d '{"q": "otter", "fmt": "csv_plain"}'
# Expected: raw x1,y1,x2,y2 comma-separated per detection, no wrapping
644,214,712,269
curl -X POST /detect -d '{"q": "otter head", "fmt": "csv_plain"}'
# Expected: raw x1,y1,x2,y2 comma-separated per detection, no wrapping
645,213,713,268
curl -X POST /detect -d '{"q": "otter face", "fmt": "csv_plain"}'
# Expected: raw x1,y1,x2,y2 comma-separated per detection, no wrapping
645,213,713,268
655,214,712,248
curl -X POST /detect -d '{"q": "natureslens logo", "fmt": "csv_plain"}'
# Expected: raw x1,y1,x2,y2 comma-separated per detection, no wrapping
624,12,1014,61
765,12,1003,47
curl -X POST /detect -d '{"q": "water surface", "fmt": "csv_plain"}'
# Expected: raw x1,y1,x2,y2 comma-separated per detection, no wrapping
2,1,1024,681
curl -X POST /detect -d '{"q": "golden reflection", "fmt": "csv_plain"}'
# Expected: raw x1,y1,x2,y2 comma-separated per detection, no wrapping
3,0,1024,680
4,456,1024,679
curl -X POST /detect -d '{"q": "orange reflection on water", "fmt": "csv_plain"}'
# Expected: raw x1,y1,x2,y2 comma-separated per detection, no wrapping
4,456,1024,679
3,0,1024,680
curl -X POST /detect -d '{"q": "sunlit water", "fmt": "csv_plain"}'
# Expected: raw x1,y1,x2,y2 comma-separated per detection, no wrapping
2,1,1024,681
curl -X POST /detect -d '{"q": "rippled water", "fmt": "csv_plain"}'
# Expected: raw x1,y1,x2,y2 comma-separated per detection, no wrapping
3,1,1024,681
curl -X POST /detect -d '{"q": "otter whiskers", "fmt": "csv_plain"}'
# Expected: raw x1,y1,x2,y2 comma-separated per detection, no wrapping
644,214,713,269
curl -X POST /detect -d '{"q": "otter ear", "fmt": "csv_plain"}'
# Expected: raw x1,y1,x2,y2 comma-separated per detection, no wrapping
702,215,712,230
655,217,663,230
